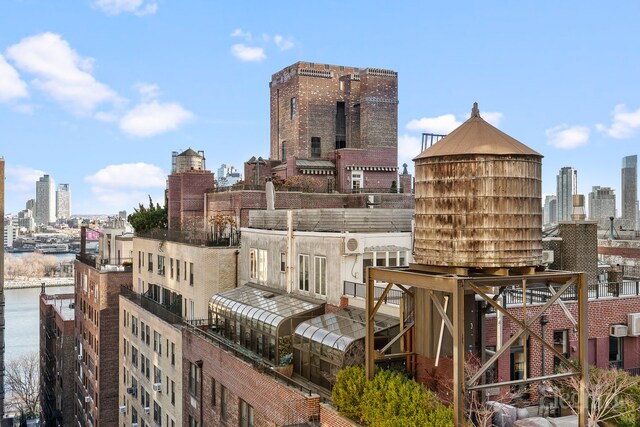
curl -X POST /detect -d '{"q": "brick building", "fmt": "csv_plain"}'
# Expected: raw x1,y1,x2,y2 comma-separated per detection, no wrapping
39,292,75,426
264,62,400,194
74,229,133,426
118,234,238,427
167,148,215,231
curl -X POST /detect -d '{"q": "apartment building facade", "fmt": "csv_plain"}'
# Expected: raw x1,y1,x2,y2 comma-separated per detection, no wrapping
119,235,238,427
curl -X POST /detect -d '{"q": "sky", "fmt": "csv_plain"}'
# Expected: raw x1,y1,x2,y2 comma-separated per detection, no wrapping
1,1,640,215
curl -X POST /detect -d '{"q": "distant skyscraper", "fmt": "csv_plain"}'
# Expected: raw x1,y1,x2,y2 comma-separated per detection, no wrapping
56,183,70,220
556,166,577,222
217,163,242,187
588,186,616,222
35,175,56,225
26,198,35,211
543,195,557,225
622,155,637,229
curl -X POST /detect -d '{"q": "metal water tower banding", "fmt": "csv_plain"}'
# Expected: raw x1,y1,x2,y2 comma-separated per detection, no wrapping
413,103,543,268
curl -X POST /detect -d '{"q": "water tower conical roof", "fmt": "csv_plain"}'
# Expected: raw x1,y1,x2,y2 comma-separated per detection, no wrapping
414,103,542,159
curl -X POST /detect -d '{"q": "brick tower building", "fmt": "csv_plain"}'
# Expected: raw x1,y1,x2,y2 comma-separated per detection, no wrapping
266,62,399,193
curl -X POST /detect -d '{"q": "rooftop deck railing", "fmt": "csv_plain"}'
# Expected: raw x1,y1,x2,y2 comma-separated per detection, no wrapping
343,281,404,306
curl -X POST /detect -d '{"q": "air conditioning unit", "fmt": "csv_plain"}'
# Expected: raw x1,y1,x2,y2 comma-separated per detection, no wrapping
85,396,92,403
344,237,363,255
152,383,162,392
77,354,83,361
144,407,150,414
366,194,381,207
541,250,554,264
610,324,628,337
126,386,137,396
628,313,640,336
132,424,139,427
119,405,126,413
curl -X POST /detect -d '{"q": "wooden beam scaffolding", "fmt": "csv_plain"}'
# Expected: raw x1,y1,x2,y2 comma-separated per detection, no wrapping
364,267,588,427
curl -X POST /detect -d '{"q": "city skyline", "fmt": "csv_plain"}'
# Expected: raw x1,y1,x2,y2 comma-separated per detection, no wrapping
2,2,640,214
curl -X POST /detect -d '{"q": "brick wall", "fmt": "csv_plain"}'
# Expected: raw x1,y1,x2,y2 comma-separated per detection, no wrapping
182,328,320,426
167,170,215,230
319,404,360,427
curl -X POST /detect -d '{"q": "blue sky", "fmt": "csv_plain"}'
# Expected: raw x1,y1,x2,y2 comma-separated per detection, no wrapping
1,1,640,215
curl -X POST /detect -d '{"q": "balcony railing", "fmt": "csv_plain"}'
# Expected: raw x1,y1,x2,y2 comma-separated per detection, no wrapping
136,228,239,247
120,286,183,325
492,281,640,309
76,254,133,272
343,281,404,306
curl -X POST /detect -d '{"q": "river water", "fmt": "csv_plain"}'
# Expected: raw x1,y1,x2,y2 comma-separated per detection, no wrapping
5,285,74,364
4,253,77,363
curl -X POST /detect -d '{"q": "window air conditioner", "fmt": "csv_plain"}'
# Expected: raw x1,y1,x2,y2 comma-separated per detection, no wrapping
628,313,640,336
344,237,363,255
144,407,150,414
77,354,83,361
119,405,126,413
132,424,138,427
610,324,628,337
152,383,162,392
85,396,92,403
541,250,554,264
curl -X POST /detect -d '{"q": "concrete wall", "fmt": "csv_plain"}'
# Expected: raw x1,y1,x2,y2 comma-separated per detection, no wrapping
133,237,238,320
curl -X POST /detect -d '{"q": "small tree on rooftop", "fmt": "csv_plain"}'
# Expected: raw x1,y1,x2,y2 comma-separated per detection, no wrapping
128,196,167,232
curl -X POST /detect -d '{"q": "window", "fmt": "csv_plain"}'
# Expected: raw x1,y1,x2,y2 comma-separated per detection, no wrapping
132,316,138,337
250,248,267,283
351,171,363,192
184,261,187,281
141,321,146,343
314,256,327,296
188,415,198,427
189,362,201,399
176,260,180,282
240,399,254,427
171,342,175,366
311,137,321,158
154,331,162,354
290,97,296,119
210,377,216,407
280,252,286,273
553,330,569,368
158,255,165,275
171,380,175,405
281,142,286,161
298,254,309,291
220,385,228,422
609,335,624,369
145,324,150,346
153,365,162,384
190,262,194,286
148,253,153,272
153,400,162,426
138,251,142,270
131,346,138,368
170,258,174,278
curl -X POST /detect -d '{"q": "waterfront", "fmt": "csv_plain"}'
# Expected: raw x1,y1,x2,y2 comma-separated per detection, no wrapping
5,285,73,363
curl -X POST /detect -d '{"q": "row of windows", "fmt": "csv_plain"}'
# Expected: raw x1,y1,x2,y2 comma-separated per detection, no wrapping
249,248,327,297
187,361,254,427
138,251,195,286
123,366,176,426
123,310,176,364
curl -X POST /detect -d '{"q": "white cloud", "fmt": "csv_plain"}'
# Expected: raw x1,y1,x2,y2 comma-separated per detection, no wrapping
545,124,590,149
273,35,294,51
134,82,160,101
5,165,45,194
119,100,193,137
481,111,504,128
86,162,166,188
596,104,640,139
86,163,166,213
0,54,28,102
6,32,118,115
230,28,252,41
94,0,157,16
398,134,422,171
230,44,266,62
406,114,461,134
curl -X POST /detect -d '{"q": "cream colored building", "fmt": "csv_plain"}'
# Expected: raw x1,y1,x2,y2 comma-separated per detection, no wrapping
119,236,238,427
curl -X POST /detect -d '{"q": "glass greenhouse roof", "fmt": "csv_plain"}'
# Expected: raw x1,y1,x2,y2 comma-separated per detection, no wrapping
294,307,399,352
209,284,322,329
